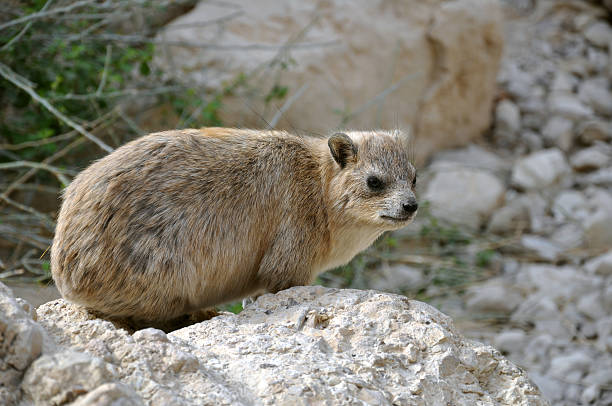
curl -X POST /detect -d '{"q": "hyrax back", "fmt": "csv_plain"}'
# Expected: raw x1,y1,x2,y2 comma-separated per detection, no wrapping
51,128,417,322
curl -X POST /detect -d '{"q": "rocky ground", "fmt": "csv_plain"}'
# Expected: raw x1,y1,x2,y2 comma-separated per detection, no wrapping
392,1,612,405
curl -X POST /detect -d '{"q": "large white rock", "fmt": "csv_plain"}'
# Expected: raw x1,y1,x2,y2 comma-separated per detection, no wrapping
511,148,571,190
423,168,505,229
153,0,504,164
2,284,548,405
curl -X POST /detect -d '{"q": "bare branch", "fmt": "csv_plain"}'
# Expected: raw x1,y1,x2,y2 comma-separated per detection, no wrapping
269,83,309,129
0,62,113,153
0,0,54,51
50,85,182,101
95,44,112,96
0,161,76,185
0,130,77,150
0,0,99,31
0,195,54,228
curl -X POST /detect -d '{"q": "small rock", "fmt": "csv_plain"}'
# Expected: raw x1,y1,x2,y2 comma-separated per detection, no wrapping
570,147,610,171
529,373,564,402
578,78,612,116
578,166,612,187
70,383,144,406
548,93,593,119
371,264,426,293
494,329,527,354
488,197,529,234
521,131,543,152
542,116,574,151
550,71,577,93
466,279,523,314
549,351,592,380
583,21,612,48
584,210,612,250
132,328,169,343
578,120,612,144
520,235,562,261
495,99,521,134
22,351,117,406
581,384,600,404
429,144,510,174
550,223,584,251
511,148,570,189
424,168,505,229
577,292,606,320
584,250,612,276
552,190,589,222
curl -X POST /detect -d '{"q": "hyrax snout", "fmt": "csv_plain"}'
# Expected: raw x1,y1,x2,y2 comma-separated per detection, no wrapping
51,128,417,323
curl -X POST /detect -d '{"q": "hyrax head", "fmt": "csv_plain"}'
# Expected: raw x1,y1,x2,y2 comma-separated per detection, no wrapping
327,130,418,230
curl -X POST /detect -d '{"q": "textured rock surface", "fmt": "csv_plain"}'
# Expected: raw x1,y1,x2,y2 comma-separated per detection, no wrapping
0,284,47,406
153,0,503,163
1,283,548,405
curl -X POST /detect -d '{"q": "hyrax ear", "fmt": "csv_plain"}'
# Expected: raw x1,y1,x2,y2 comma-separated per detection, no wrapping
328,133,357,168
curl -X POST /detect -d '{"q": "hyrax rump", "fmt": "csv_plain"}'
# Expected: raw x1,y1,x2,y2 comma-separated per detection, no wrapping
51,128,418,322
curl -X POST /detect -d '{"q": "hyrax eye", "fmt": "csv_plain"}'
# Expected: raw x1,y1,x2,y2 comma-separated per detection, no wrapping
366,175,384,191
412,173,417,188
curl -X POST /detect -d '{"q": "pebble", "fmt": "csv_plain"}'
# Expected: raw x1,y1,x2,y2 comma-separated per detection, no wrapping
584,21,612,48
548,93,594,119
578,78,612,116
511,148,570,189
570,147,610,171
541,116,574,151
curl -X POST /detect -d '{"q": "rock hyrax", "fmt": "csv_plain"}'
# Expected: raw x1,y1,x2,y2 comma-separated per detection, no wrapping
51,128,418,323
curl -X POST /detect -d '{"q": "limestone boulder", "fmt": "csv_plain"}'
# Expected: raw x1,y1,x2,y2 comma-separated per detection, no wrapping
154,0,503,164
0,282,548,405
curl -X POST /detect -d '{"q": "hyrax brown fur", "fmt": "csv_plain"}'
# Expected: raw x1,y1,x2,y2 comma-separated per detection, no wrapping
51,128,418,323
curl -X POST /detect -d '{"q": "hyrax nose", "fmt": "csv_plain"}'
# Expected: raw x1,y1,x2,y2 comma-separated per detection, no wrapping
402,200,418,214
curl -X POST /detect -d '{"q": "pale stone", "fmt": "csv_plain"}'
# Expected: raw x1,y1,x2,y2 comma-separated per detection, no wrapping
495,99,521,134
542,116,573,151
70,383,144,406
424,168,505,229
552,190,589,222
584,21,612,48
584,210,612,250
494,329,527,355
548,93,594,119
550,71,577,93
550,223,584,251
570,147,610,172
578,120,612,144
578,78,612,116
429,144,510,174
0,284,46,406
488,197,529,234
371,264,426,293
584,250,612,276
153,0,504,164
466,279,523,314
577,292,606,320
22,351,117,406
520,235,562,261
511,149,570,190
549,352,592,379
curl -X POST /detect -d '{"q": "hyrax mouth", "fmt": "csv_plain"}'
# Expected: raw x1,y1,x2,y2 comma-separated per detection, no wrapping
380,213,416,222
